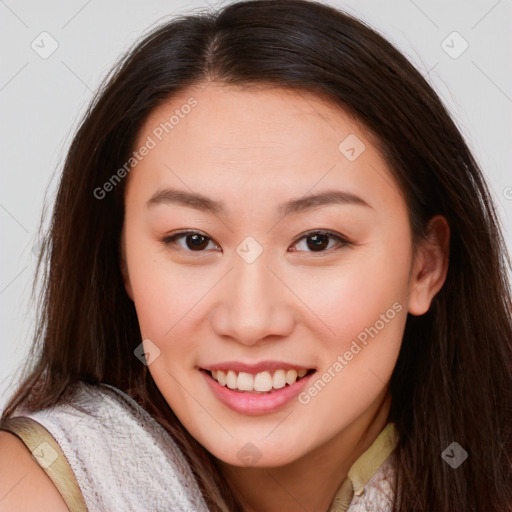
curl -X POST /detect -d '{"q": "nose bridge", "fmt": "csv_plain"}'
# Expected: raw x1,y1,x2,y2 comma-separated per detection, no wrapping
213,241,294,345
234,248,273,309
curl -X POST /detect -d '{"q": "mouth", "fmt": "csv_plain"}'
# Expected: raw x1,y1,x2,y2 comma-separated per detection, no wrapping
200,368,316,394
199,365,317,415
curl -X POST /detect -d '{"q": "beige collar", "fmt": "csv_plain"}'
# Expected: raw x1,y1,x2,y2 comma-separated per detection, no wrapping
328,422,399,512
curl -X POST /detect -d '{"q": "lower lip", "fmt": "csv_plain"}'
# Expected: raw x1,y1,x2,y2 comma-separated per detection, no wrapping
201,370,315,415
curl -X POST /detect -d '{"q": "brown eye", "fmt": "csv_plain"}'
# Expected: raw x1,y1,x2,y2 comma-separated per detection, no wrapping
290,230,351,253
305,233,330,251
162,231,218,252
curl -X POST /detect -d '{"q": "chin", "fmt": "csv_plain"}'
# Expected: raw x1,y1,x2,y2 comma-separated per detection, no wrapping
200,433,310,469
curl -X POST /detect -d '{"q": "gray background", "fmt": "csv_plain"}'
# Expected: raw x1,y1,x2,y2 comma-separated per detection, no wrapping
1,0,511,411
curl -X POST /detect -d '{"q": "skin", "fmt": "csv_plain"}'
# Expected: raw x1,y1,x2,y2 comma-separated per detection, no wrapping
0,432,70,511
121,82,449,511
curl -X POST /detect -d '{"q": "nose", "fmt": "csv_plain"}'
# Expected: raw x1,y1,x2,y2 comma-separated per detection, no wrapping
211,252,296,347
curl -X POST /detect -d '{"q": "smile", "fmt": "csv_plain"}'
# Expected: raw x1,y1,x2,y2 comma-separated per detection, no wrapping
208,368,313,393
200,365,317,415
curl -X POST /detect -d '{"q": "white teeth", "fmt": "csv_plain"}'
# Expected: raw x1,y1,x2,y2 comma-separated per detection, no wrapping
210,368,310,392
272,369,286,389
286,369,298,385
217,370,227,386
254,371,273,392
226,370,238,389
237,372,254,391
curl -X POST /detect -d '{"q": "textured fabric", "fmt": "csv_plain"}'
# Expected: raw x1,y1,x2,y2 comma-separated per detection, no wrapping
328,422,398,512
3,380,397,511
346,453,396,511
7,381,209,512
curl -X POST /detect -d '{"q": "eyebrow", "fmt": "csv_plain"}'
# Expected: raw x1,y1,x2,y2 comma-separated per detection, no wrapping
146,187,372,216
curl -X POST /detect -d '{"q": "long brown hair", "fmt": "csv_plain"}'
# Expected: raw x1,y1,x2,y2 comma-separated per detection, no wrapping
3,1,511,510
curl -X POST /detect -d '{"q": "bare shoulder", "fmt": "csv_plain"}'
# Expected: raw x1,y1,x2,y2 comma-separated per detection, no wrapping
0,431,69,511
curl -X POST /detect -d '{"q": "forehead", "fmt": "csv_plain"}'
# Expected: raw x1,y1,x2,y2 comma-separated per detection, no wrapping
139,82,361,148
127,82,404,215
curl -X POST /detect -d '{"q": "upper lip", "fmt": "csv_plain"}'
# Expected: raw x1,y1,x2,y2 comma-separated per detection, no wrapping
200,361,316,374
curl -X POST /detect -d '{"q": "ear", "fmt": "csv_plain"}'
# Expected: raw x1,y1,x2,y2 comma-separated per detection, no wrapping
407,214,450,316
119,230,134,302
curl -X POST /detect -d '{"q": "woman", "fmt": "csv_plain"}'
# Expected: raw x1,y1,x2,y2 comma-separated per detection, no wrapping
1,0,511,511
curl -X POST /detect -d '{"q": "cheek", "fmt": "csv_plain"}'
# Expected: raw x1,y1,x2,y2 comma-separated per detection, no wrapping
297,245,411,348
296,271,407,433
123,223,199,335
129,267,175,339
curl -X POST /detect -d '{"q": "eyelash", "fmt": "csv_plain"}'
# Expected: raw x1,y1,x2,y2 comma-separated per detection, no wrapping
160,229,353,255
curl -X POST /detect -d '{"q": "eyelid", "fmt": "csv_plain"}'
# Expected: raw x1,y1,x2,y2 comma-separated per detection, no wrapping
289,229,352,253
161,230,220,252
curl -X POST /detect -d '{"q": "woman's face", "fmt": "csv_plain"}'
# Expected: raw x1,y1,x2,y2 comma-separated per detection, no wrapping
121,83,440,467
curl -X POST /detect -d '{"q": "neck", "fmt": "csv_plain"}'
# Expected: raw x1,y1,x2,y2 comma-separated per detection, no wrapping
218,388,392,512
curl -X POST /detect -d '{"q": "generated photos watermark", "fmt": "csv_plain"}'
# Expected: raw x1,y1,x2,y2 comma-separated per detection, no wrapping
93,96,198,200
298,301,403,404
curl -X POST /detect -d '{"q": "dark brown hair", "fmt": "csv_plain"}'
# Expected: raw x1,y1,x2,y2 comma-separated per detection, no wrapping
3,1,511,510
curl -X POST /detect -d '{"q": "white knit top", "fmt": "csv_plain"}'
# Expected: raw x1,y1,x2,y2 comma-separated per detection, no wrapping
1,381,398,512
8,382,209,512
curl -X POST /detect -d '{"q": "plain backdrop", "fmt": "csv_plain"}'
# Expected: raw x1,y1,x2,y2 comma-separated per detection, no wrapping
1,0,511,411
